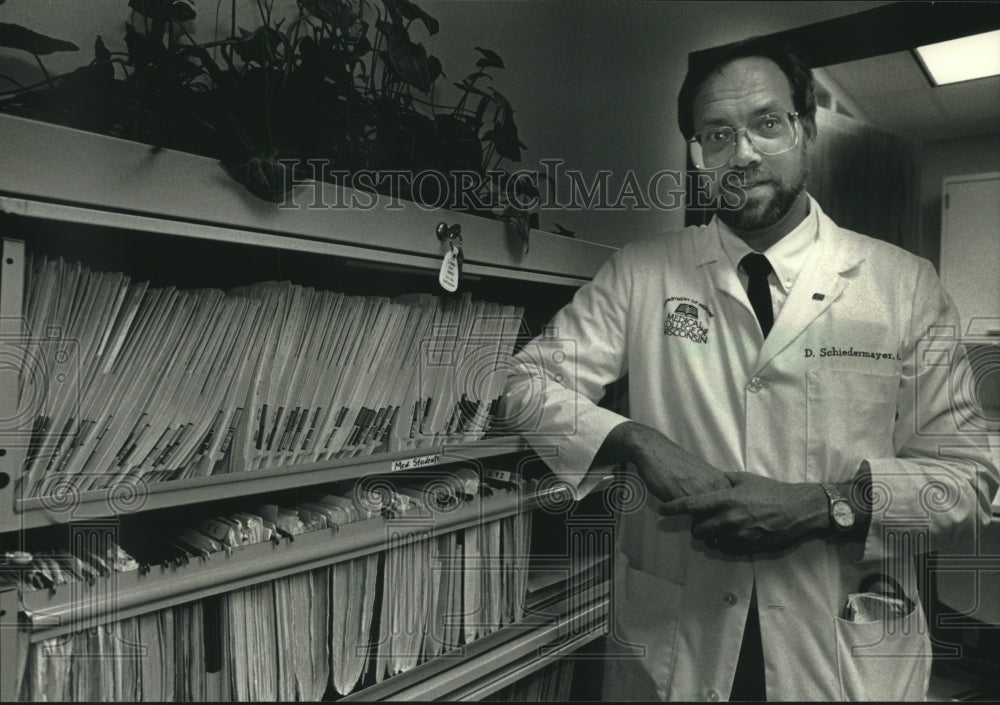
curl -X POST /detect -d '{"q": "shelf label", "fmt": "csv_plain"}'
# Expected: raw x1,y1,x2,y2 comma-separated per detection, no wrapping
389,453,441,472
485,468,513,484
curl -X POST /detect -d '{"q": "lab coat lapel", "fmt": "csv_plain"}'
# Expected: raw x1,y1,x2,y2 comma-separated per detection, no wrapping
697,220,753,311
752,213,866,374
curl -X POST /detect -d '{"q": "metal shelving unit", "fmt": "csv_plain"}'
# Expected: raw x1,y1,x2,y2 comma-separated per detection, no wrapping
0,112,617,702
16,479,572,642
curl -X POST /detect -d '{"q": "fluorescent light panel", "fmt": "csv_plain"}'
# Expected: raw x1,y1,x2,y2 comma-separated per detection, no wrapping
915,29,1000,85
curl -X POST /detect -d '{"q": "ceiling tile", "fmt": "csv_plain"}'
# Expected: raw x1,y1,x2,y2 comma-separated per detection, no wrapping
861,89,951,134
935,76,1000,124
821,49,1000,142
824,51,929,97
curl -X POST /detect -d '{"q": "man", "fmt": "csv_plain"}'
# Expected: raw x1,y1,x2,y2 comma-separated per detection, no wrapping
501,37,997,701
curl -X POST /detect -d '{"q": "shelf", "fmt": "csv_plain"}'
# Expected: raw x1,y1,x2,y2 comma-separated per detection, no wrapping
444,605,605,702
0,114,617,286
342,582,609,701
18,476,570,641
0,197,594,289
6,437,529,532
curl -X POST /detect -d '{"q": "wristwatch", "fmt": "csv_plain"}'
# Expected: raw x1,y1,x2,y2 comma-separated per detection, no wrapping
821,484,855,534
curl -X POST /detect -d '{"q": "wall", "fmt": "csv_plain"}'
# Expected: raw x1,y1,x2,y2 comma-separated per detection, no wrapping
919,134,1000,270
812,67,874,125
808,106,919,250
0,0,880,247
418,1,881,245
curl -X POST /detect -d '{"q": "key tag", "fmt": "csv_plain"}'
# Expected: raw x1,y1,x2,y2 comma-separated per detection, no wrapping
439,238,462,292
437,223,463,293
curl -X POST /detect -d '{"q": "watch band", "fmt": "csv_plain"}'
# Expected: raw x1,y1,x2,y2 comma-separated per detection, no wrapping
822,483,846,504
821,483,855,533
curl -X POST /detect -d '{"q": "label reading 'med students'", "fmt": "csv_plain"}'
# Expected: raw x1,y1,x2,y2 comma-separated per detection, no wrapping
390,453,442,472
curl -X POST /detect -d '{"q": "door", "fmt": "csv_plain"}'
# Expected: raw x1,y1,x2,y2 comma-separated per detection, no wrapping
940,173,1000,335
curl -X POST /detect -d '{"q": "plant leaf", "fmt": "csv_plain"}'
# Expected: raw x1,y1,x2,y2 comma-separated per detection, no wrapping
501,204,531,254
219,154,295,203
471,93,491,132
552,223,576,238
234,25,283,65
129,0,194,22
381,0,403,22
299,0,358,27
454,79,489,96
171,1,196,21
488,87,512,113
383,38,434,93
513,172,539,199
490,113,522,161
474,47,504,69
94,36,111,62
128,0,162,20
394,0,440,35
376,18,410,49
0,23,78,55
427,55,443,81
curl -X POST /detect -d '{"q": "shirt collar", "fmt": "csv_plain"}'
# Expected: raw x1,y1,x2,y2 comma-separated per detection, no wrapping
716,194,820,295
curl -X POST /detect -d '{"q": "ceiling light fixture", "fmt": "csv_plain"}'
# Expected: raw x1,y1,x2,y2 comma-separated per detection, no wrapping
914,29,1000,86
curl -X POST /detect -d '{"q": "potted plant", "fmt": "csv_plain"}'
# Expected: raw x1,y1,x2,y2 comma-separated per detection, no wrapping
0,0,548,248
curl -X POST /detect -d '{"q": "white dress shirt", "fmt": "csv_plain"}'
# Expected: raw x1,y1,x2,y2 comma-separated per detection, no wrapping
718,200,819,320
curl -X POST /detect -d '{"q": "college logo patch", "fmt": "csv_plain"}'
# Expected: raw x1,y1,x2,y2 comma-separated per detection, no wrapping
663,297,712,344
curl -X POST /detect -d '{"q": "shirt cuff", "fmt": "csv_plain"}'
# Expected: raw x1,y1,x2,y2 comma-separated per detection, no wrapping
522,405,630,500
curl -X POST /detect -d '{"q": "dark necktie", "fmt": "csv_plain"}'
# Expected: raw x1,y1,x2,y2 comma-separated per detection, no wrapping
740,253,774,338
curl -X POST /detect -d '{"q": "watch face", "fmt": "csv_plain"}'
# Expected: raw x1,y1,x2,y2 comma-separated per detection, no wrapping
832,501,854,528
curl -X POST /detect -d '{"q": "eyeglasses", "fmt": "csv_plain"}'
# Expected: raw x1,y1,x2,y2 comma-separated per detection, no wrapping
688,112,800,169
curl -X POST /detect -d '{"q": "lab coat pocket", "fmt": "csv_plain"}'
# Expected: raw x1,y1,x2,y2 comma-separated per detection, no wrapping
833,602,931,701
614,563,684,699
806,369,898,482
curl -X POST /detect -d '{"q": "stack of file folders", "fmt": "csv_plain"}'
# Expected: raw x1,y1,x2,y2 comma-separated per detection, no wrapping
16,250,525,500
12,468,535,701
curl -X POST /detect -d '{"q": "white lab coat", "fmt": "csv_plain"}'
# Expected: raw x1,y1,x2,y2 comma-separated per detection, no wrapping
503,198,998,701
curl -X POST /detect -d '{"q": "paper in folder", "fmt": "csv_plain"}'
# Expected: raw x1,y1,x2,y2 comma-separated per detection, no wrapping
138,608,175,702
324,488,380,696
17,252,526,506
375,490,430,682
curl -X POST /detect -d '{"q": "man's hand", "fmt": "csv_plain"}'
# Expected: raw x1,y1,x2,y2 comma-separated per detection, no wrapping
658,471,830,554
599,422,732,502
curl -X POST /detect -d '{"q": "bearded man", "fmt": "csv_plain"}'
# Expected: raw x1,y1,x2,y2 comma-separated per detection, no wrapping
502,36,997,701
